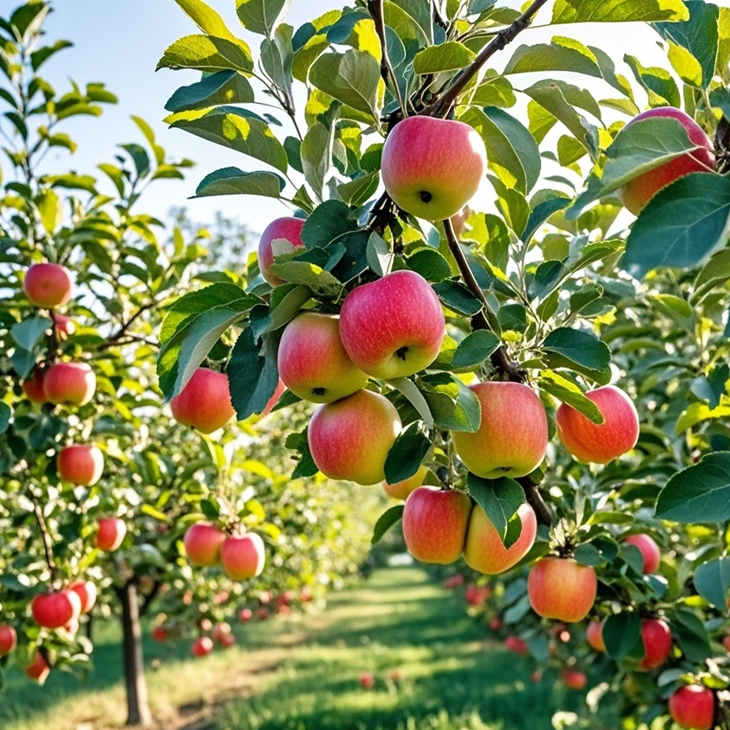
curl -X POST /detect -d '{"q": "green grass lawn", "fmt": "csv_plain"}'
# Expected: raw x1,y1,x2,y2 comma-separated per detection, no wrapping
1,567,618,730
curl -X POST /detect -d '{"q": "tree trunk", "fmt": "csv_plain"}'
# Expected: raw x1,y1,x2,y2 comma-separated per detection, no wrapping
120,581,152,726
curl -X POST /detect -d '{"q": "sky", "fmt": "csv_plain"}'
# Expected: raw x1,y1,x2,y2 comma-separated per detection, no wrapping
5,0,728,237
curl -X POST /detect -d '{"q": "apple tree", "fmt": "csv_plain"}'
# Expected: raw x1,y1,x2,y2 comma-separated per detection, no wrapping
156,0,730,727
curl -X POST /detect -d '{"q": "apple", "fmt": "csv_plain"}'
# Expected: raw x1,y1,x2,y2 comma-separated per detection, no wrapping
277,313,368,403
586,620,606,653
563,670,587,691
402,487,471,564
359,671,375,690
383,465,429,501
624,533,661,574
618,108,715,216
257,608,269,620
723,636,730,652
44,362,96,406
170,367,235,434
152,625,168,642
531,670,543,683
381,116,487,221
25,652,51,684
639,618,672,670
183,523,226,567
220,633,236,648
258,216,306,286
339,270,445,380
261,379,287,416
451,382,548,479
555,385,639,464
463,502,537,574
57,444,104,486
308,389,401,485
191,636,214,657
23,262,72,308
489,616,502,631
199,618,213,633
23,368,48,404
669,685,715,730
259,591,272,605
95,517,127,552
212,622,232,643
220,532,266,580
238,608,253,623
527,558,597,623
52,313,75,337
465,585,490,606
0,625,17,656
68,580,97,615
442,574,465,590
504,635,528,655
31,590,82,629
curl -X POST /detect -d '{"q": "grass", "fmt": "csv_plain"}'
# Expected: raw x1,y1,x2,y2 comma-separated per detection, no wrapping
1,567,618,730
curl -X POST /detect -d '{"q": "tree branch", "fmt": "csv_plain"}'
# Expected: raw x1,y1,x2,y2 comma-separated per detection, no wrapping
100,302,156,350
367,0,408,115
519,478,553,527
139,579,163,617
30,491,58,584
423,0,550,117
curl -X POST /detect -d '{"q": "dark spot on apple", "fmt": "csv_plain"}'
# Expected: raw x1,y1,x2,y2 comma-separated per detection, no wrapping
499,466,512,473
419,191,432,203
396,347,409,361
312,387,325,396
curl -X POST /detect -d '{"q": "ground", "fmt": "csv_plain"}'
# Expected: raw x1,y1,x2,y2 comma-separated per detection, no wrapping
1,567,610,730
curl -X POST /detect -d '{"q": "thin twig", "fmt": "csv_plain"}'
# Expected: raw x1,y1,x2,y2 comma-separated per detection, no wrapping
30,491,58,584
367,0,408,116
100,301,156,349
519,477,553,527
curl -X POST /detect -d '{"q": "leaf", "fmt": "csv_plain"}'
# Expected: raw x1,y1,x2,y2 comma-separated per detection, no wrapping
467,474,525,540
420,374,482,433
194,167,285,198
694,557,730,612
157,34,253,74
451,331,501,369
406,249,452,282
251,285,312,337
309,49,384,118
602,613,641,660
338,171,379,207
621,173,730,280
269,261,342,297
690,364,729,409
236,0,291,35
36,189,60,234
0,403,11,435
301,200,355,248
11,316,51,350
365,232,391,278
165,70,254,112
552,0,689,23
522,196,571,243
673,608,712,662
371,505,404,545
432,280,483,316
228,326,279,420
624,55,680,107
413,41,476,74
300,121,332,199
538,370,605,424
173,0,244,43
656,452,730,524
389,378,434,429
542,327,611,373
384,421,431,485
169,111,288,172
692,248,730,303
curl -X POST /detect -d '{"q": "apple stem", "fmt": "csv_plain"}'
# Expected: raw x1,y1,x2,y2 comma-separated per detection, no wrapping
422,0,550,118
30,490,58,584
716,117,730,174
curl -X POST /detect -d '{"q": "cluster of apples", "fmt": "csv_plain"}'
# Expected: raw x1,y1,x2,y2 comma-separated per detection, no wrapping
190,621,236,656
183,522,265,581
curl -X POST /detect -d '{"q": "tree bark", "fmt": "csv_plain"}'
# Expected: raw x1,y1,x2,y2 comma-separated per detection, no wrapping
120,581,153,727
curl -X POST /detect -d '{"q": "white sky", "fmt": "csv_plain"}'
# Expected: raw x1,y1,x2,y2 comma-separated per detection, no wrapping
7,0,729,236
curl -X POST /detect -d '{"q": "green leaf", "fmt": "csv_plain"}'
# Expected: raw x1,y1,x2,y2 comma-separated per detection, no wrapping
300,121,332,199
301,200,355,248
236,0,291,35
603,613,641,660
542,327,611,373
413,41,476,74
673,609,712,662
538,370,605,425
0,403,11,435
337,171,379,207
371,505,404,545
11,316,51,350
467,474,525,541
269,261,342,297
522,196,570,243
384,421,431,485
157,34,253,74
690,365,729,410
656,452,730,524
228,325,279,419
165,70,255,112
194,167,285,198
389,378,434,429
365,232,391,278
309,49,384,118
173,0,244,44
624,55,680,107
552,0,689,23
451,331,501,369
621,173,730,280
36,189,60,234
432,280,483,316
694,557,730,612
420,374,481,433
30,40,72,71
692,248,730,303
251,285,312,337
406,249,452,283
169,110,288,172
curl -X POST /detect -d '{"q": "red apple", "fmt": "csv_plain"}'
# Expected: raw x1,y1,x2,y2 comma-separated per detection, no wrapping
238,608,253,623
339,270,445,379
31,590,82,629
95,517,127,552
555,385,639,464
25,651,51,684
212,622,232,643
722,636,730,652
277,313,368,403
183,522,226,567
527,558,597,623
257,608,269,620
170,367,235,434
563,669,587,691
44,362,96,406
152,625,168,642
531,670,543,683
258,216,306,286
359,671,375,690
23,262,72,308
639,618,672,670
261,379,287,416
451,382,548,479
624,533,661,574
381,116,487,221
504,635,528,655
0,624,17,655
618,108,715,216
463,502,537,574
308,389,401,485
442,574,465,590
586,620,606,653
220,532,266,580
465,585,491,606
383,465,429,501
68,580,97,615
402,487,471,564
57,444,104,486
23,368,48,404
669,685,715,730
489,616,503,631
52,313,75,337
191,636,214,657
220,633,236,648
